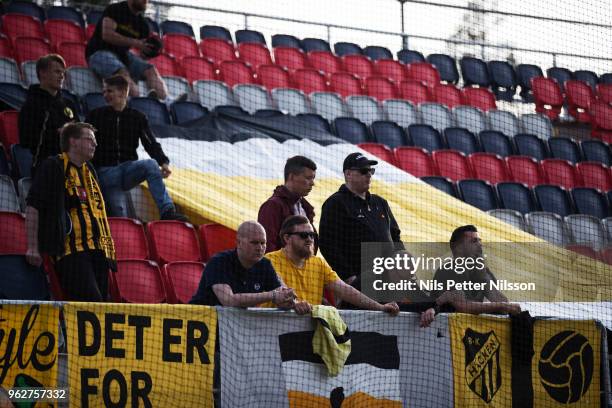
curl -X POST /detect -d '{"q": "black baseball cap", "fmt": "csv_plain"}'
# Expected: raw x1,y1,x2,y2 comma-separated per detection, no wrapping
343,152,378,171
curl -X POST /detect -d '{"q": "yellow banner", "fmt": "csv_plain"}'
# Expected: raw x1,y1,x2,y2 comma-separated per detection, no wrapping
450,314,513,408
0,304,59,391
531,319,600,408
64,303,217,408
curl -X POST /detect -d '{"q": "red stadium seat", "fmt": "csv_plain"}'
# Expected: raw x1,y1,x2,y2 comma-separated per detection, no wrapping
85,24,95,40
531,76,563,120
405,62,440,87
432,150,473,181
596,83,612,104
462,87,497,111
341,55,374,79
0,110,19,149
149,52,180,77
238,42,272,70
257,64,291,90
108,217,149,260
600,247,612,265
0,211,26,255
219,60,255,88
307,51,341,76
358,143,397,166
113,260,166,303
14,36,51,64
163,261,204,304
364,76,398,101
163,33,200,60
199,223,236,261
0,36,14,59
329,72,362,98
590,101,612,141
399,80,431,105
147,220,201,265
566,245,600,261
374,59,406,84
432,83,462,108
274,46,307,71
57,42,87,67
565,80,594,123
1,14,44,44
200,38,237,65
44,19,85,50
469,153,511,184
394,147,437,177
292,68,327,94
181,56,216,84
576,162,612,191
541,159,580,190
506,156,545,187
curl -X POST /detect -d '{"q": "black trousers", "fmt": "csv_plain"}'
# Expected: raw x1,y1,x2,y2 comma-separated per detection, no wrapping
55,250,109,302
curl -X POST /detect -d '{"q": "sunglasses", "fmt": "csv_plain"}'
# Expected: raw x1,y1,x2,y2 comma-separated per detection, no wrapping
352,167,375,175
287,231,317,239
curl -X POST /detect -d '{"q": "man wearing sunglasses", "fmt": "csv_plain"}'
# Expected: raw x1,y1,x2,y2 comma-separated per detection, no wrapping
266,215,399,315
319,152,404,294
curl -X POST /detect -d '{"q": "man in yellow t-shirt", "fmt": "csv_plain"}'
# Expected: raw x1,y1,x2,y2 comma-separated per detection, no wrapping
266,215,399,315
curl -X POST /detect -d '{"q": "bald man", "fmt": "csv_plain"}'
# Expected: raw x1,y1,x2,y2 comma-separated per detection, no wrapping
190,221,297,308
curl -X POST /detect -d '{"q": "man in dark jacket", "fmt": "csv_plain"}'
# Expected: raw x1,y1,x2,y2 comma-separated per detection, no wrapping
258,156,316,253
86,75,185,221
19,54,76,173
319,152,404,289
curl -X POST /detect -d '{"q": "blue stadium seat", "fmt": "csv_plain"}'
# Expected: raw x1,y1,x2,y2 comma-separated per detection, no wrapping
271,34,301,49
5,1,45,22
517,64,543,102
47,6,85,27
457,179,499,211
334,42,362,57
426,54,459,84
548,137,582,164
145,17,159,34
408,124,445,152
363,46,393,61
479,130,514,157
0,255,49,300
235,29,266,45
86,10,102,26
0,146,9,175
421,176,457,198
370,121,408,149
571,187,609,219
253,109,283,118
514,133,549,161
82,92,106,115
534,184,574,217
487,61,517,101
161,20,195,37
297,113,331,133
0,58,22,85
301,38,331,53
199,25,230,41
496,182,538,214
128,97,171,126
460,57,490,87
0,82,27,109
214,105,248,116
581,140,611,167
397,49,425,65
444,127,480,155
333,117,371,144
487,209,527,231
546,67,573,93
600,73,612,84
170,101,209,125
11,144,32,179
573,70,598,92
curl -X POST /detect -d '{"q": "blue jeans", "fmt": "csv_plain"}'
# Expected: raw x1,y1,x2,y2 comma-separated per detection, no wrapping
88,50,153,81
97,160,174,215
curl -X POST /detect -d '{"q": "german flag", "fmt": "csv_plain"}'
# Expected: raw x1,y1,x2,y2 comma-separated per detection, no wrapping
278,331,402,407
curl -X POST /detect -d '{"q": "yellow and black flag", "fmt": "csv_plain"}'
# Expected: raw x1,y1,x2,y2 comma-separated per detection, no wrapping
278,331,402,407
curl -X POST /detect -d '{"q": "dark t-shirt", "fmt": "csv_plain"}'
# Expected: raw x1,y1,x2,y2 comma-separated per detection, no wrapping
189,249,281,306
86,1,150,65
432,264,497,302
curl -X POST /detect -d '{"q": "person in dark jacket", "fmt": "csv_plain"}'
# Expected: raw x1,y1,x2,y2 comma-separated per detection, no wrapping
319,152,404,290
25,122,116,301
258,155,317,253
85,75,186,221
19,54,76,173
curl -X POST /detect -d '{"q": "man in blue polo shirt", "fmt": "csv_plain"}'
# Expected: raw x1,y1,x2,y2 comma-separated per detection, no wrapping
190,221,302,310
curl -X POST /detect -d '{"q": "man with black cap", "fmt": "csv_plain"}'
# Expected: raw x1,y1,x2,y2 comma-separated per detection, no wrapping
319,152,404,292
